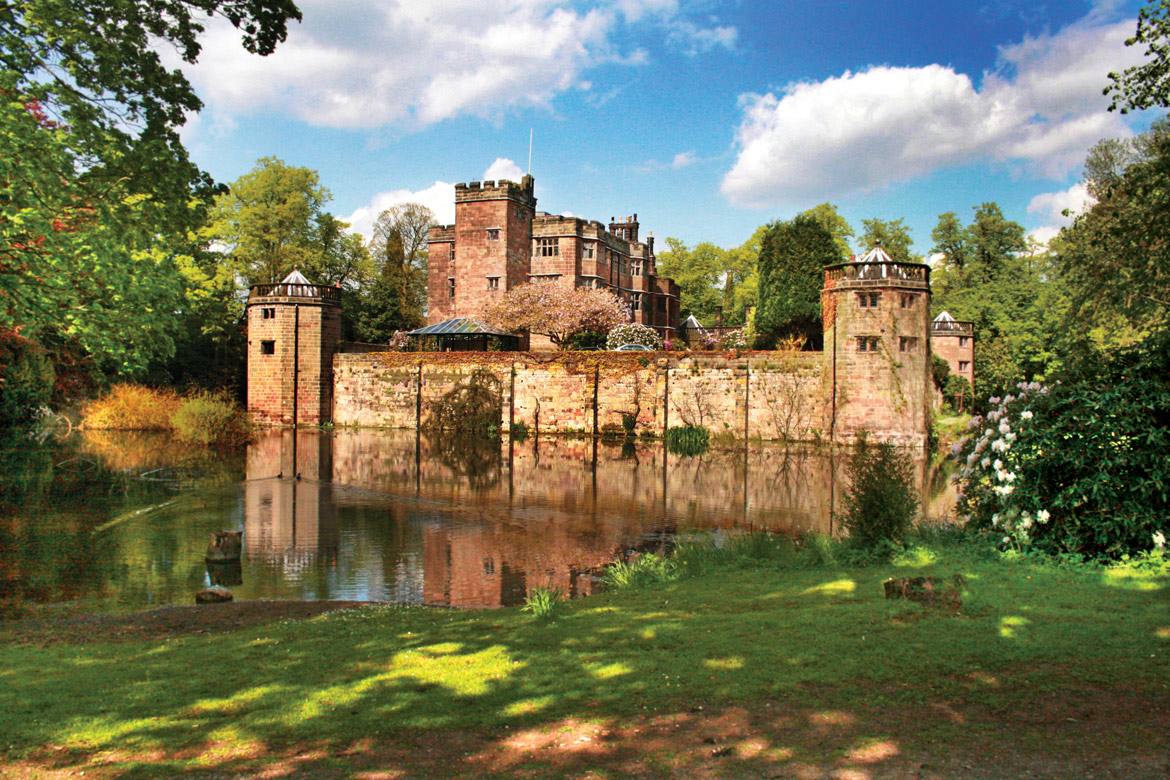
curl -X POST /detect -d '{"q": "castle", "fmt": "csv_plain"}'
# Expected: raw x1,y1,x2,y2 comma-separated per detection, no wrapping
246,243,960,450
424,175,681,343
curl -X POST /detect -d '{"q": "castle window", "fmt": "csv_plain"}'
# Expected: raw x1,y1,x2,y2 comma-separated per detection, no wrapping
583,242,595,259
858,292,881,309
857,336,880,352
486,228,500,241
959,336,969,347
630,293,641,309
632,260,643,276
899,336,918,352
900,293,916,308
959,360,970,372
448,277,455,299
487,276,499,291
261,307,276,319
657,297,666,313
620,257,628,275
260,340,275,355
536,237,559,257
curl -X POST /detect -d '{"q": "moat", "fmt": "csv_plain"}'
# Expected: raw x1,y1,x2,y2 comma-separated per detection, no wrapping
1,430,956,612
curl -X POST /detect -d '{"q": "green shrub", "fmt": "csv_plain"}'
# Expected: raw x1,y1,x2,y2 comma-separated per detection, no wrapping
520,586,564,620
171,391,252,445
565,330,607,350
602,553,677,589
0,330,55,428
956,336,1170,558
665,424,710,456
508,420,530,442
930,353,951,389
943,373,973,411
841,439,919,554
606,323,662,350
82,384,179,430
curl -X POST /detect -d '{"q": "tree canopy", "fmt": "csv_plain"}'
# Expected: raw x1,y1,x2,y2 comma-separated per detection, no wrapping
1051,120,1170,353
1105,0,1170,112
755,215,838,347
0,1,301,381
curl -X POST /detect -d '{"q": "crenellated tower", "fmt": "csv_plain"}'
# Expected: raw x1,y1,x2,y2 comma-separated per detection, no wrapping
426,176,537,324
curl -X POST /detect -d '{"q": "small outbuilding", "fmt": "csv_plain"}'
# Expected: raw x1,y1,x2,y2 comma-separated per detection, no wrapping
406,318,522,352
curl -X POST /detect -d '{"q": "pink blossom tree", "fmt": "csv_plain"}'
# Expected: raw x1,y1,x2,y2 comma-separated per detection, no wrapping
482,282,630,349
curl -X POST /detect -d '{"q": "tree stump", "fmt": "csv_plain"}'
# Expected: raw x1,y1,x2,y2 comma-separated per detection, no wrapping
206,530,242,562
883,575,965,608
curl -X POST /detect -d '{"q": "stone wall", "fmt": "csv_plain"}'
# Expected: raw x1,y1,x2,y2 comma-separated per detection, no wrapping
333,352,845,443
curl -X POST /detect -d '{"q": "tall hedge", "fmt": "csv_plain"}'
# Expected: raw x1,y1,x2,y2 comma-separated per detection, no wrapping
755,215,839,348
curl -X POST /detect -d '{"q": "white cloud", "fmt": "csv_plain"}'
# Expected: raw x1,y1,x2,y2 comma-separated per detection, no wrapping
671,150,697,169
342,181,456,240
1025,181,1096,248
484,158,526,182
1027,181,1095,226
341,158,526,239
721,14,1145,208
1026,225,1062,247
177,0,736,130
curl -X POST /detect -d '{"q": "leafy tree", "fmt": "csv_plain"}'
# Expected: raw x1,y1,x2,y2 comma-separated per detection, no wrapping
720,226,764,326
1052,122,1170,353
1105,0,1170,113
655,238,726,325
1,95,186,376
363,202,435,329
482,283,628,349
755,215,837,347
929,204,1055,398
801,203,855,259
859,217,919,263
0,1,300,382
930,212,969,270
206,157,330,285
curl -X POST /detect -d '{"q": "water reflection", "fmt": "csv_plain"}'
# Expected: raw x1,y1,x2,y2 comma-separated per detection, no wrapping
0,429,957,613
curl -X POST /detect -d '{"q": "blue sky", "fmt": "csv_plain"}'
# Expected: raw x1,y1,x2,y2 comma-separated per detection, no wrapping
175,0,1165,256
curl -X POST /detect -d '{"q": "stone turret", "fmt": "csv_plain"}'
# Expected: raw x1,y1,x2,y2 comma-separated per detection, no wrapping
246,269,341,425
821,246,932,448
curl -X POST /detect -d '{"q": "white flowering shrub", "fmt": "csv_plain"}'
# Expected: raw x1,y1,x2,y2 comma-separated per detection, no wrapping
954,382,1051,549
606,323,662,350
955,339,1170,559
718,329,748,350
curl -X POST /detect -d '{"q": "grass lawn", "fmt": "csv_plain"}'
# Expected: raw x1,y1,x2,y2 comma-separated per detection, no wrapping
2,537,1168,779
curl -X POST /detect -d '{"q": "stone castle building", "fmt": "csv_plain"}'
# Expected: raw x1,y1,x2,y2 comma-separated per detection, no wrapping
930,311,976,392
425,175,681,342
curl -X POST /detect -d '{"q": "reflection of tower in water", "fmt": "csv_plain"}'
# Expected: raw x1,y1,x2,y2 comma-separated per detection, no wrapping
244,429,339,569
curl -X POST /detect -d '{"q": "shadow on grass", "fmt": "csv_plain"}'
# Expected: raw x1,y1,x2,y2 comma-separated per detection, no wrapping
2,546,1169,779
